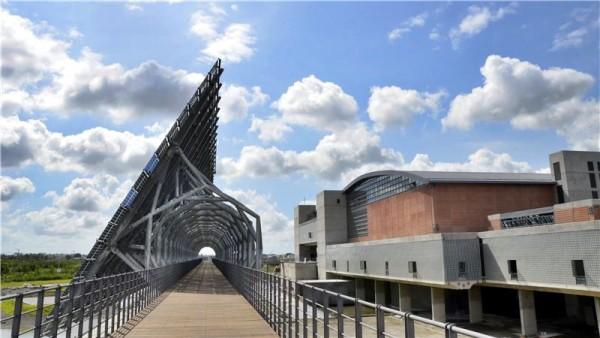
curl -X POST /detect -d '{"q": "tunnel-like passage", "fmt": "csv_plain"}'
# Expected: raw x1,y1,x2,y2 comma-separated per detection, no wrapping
76,59,262,280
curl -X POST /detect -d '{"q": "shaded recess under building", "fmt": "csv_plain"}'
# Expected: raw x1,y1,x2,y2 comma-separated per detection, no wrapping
77,59,262,279
286,150,600,337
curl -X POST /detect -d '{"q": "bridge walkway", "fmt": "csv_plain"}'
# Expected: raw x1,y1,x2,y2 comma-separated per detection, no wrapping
122,260,277,338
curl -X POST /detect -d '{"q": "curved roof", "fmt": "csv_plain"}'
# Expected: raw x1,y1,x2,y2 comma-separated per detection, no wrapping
343,170,555,192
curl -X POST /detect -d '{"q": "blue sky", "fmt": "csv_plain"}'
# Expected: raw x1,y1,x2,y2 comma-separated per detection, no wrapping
1,1,599,254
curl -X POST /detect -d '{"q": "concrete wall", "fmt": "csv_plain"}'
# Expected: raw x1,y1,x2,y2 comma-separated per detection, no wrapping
298,219,317,245
294,205,316,259
281,262,318,281
480,222,600,294
550,150,600,202
316,191,348,279
326,233,481,287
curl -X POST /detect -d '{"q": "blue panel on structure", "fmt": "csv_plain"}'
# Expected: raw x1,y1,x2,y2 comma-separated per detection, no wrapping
121,189,138,209
144,154,160,174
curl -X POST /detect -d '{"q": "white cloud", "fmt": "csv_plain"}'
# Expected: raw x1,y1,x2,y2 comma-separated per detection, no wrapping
249,115,293,142
1,9,208,123
272,75,358,132
443,55,599,150
367,86,446,130
225,189,292,253
1,115,162,174
230,4,239,11
429,28,440,41
449,3,517,49
219,123,404,181
24,174,131,236
125,3,143,11
67,27,84,39
0,176,35,201
190,7,256,64
220,84,268,123
551,7,598,51
388,13,428,41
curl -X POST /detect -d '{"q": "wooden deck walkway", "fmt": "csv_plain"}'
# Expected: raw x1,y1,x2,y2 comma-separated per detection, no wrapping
122,260,277,338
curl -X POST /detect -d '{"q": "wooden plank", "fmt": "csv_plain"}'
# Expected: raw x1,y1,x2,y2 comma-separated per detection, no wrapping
124,261,277,338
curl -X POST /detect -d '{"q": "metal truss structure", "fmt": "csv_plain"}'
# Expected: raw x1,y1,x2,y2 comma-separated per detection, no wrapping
76,59,262,279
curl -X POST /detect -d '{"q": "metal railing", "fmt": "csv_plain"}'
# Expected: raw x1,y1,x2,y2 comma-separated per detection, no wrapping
1,258,201,338
214,259,496,338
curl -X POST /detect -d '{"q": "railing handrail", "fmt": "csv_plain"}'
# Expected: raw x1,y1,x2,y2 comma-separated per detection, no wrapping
214,258,497,338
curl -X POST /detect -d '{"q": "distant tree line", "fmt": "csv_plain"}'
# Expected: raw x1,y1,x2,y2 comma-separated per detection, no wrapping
1,253,82,282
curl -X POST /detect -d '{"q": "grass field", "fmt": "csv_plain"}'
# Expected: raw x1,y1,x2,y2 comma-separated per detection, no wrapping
1,299,55,317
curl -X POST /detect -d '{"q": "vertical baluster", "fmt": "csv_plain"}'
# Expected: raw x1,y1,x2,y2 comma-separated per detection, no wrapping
96,279,103,338
404,313,415,338
302,284,308,338
33,289,45,338
52,286,62,338
282,277,286,336
87,281,94,338
11,294,23,338
295,282,300,338
65,284,75,338
288,279,293,338
336,294,344,338
77,282,87,338
311,287,317,338
376,305,385,338
322,290,329,338
355,299,362,338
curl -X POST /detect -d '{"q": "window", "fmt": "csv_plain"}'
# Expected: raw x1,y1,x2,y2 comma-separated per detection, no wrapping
508,260,518,280
590,173,597,188
572,260,586,284
553,162,562,180
588,161,594,171
557,185,565,204
332,260,337,270
593,191,598,199
308,232,312,239
597,162,600,171
360,260,367,273
408,261,417,275
385,261,389,276
346,260,349,272
458,261,466,278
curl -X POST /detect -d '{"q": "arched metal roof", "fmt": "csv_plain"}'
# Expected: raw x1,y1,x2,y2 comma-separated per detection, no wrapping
342,170,554,193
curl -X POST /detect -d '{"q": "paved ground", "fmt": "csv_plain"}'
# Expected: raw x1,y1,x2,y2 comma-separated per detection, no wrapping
122,261,277,338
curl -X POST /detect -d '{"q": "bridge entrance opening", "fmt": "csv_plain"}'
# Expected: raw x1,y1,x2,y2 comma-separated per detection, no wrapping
199,247,216,258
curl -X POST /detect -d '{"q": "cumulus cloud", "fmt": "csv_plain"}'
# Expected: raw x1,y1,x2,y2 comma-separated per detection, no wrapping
219,123,404,181
220,84,268,123
388,13,428,41
449,3,517,49
190,6,256,63
442,55,600,150
367,86,446,130
225,189,293,253
24,174,131,236
0,176,35,201
272,75,358,132
249,115,293,142
1,115,162,174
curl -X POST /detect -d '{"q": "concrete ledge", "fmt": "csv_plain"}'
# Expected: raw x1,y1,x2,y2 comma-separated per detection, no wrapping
328,232,479,248
478,220,600,238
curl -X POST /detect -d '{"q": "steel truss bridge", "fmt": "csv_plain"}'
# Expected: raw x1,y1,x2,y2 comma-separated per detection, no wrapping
1,60,495,338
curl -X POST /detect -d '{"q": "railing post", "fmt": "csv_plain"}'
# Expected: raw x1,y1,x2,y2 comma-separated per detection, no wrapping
355,298,362,338
295,282,300,338
302,284,307,338
322,289,329,338
282,276,287,336
288,279,293,338
376,305,385,338
52,285,62,338
404,313,415,338
77,281,87,338
33,289,45,338
87,280,94,338
311,286,317,338
336,294,344,338
66,284,75,338
11,293,23,338
445,323,458,338
96,279,103,338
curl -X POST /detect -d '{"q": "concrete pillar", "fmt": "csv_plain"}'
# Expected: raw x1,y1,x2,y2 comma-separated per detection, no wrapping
431,287,446,322
595,297,600,337
355,278,366,300
468,286,483,323
564,294,579,318
375,281,386,305
518,290,537,337
398,283,412,312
